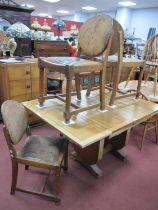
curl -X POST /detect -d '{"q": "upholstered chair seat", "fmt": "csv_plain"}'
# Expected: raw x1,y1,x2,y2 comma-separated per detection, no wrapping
17,136,67,166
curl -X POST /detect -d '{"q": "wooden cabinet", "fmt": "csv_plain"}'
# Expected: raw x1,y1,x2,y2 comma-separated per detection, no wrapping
0,59,46,123
34,40,70,57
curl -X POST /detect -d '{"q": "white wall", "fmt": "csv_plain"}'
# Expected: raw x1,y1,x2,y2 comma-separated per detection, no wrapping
116,7,133,30
130,7,158,40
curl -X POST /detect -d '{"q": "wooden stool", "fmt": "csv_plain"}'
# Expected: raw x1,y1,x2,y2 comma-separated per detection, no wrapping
38,16,114,124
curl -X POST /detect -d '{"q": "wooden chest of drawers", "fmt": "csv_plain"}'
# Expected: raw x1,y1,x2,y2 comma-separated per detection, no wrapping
34,40,70,57
0,59,46,123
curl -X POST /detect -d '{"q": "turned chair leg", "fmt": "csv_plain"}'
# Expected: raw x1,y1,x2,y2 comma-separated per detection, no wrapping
25,165,29,170
75,74,81,100
155,121,158,144
11,161,18,195
64,76,73,124
86,72,94,97
124,67,135,88
54,168,61,201
63,141,69,172
140,123,147,150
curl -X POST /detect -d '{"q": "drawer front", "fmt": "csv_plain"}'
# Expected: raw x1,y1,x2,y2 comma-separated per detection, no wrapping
7,64,31,81
9,80,31,97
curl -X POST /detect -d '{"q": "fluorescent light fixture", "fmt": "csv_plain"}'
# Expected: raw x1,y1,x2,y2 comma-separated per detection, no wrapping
56,10,69,14
43,0,60,2
82,6,97,11
48,15,53,18
118,1,136,6
38,13,49,17
21,4,35,8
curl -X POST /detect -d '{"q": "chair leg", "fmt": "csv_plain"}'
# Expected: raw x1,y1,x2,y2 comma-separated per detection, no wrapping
11,161,18,195
75,74,81,100
63,141,69,172
54,168,61,199
86,73,94,97
124,67,135,88
155,121,158,144
25,165,29,170
139,123,148,150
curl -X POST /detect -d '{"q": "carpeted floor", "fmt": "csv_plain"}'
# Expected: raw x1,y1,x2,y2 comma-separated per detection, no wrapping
0,122,158,210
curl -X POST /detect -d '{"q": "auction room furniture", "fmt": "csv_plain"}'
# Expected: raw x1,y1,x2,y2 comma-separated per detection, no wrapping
23,91,158,177
38,15,114,124
125,34,158,99
75,18,145,107
33,40,71,94
0,58,46,123
119,80,158,150
34,40,71,57
1,100,68,202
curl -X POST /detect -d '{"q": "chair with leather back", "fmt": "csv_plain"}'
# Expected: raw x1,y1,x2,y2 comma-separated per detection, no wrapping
38,15,114,124
75,19,124,105
1,100,68,202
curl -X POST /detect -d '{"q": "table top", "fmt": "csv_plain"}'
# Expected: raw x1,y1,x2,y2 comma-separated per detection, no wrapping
119,80,158,102
23,90,158,148
0,58,37,65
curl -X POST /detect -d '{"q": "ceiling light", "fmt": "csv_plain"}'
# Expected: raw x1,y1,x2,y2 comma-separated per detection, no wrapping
21,4,35,8
38,13,49,17
82,6,97,11
43,0,60,2
56,10,69,14
118,1,136,6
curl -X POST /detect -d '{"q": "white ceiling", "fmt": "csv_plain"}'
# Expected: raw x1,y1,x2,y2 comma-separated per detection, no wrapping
15,0,158,16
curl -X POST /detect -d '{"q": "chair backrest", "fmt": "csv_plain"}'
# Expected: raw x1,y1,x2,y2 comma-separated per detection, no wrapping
109,18,124,55
1,100,28,145
78,15,113,57
143,34,158,61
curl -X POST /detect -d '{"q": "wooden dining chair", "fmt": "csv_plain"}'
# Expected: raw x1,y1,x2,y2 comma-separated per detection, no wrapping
125,34,158,96
143,34,158,98
139,115,158,150
38,15,114,124
1,100,68,202
73,18,124,104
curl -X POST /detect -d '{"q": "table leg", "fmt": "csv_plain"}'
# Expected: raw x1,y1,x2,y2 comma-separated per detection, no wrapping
105,130,129,161
72,140,104,178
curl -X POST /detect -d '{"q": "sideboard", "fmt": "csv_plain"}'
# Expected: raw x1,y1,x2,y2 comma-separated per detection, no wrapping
0,59,46,123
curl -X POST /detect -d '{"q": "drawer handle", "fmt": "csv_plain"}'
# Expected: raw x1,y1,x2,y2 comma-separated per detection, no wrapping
26,71,30,74
26,85,31,89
